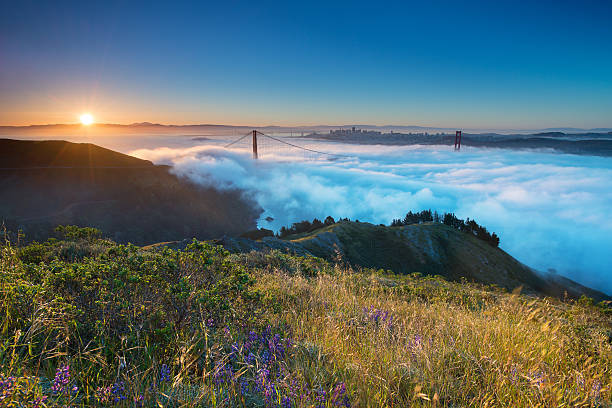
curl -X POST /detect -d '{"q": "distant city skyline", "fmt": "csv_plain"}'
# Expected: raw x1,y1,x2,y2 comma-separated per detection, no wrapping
1,1,612,128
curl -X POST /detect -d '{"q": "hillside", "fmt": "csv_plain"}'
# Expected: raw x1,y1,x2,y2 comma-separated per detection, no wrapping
0,138,154,168
0,139,260,243
218,221,609,302
1,231,610,407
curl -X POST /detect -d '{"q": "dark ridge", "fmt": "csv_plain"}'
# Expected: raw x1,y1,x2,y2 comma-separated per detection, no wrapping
0,138,154,168
0,139,260,244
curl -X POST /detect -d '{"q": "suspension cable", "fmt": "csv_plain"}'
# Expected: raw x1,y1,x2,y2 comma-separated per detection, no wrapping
223,132,252,148
256,131,351,158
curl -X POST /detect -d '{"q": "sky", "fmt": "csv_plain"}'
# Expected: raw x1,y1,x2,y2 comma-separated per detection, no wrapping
1,0,612,128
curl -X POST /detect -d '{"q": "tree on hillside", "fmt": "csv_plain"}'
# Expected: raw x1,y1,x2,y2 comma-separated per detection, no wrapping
324,216,335,226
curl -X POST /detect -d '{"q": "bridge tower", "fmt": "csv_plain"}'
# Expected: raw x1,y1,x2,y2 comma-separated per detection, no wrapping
252,129,258,159
454,130,462,150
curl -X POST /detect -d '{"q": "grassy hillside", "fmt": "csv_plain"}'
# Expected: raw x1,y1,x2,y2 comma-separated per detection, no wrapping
1,229,610,407
220,221,609,302
0,139,260,243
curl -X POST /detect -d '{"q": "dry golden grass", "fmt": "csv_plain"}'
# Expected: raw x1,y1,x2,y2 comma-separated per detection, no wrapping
256,267,611,407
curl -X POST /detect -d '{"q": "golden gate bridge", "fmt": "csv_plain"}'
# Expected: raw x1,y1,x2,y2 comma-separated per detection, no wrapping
222,129,463,160
223,130,352,161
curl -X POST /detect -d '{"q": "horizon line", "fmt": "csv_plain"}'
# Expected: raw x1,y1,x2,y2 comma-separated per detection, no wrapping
1,122,612,132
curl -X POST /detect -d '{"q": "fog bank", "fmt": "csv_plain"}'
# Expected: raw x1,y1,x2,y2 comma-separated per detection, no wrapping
132,141,612,295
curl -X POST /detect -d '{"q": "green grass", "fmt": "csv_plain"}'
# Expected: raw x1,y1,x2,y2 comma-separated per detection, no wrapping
0,228,610,407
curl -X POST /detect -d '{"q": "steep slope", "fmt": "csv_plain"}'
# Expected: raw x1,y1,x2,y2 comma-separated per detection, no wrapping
0,139,260,244
218,221,609,302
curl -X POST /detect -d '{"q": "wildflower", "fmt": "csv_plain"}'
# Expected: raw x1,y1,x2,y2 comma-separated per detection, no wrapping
51,364,71,394
111,381,127,402
508,365,519,384
530,371,546,390
331,382,350,407
363,306,394,329
281,395,292,408
240,379,250,394
0,376,16,401
262,350,271,365
160,364,171,382
315,388,327,408
261,382,279,406
30,396,48,408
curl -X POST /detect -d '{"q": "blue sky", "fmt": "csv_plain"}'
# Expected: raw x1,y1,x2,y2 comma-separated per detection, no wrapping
1,0,611,127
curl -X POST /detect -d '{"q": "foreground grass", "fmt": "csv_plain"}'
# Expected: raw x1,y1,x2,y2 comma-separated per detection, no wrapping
1,228,610,407
255,265,611,407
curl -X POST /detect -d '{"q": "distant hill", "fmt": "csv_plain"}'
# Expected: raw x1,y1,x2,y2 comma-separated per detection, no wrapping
0,139,260,244
307,131,612,157
2,122,611,137
214,220,610,302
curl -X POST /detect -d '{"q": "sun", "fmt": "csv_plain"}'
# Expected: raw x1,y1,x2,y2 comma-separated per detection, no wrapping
80,113,94,125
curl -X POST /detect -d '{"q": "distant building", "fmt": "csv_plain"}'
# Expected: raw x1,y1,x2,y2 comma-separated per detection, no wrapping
329,128,381,136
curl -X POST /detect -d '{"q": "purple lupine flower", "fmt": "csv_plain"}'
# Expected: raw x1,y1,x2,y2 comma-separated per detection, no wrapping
30,396,48,408
315,388,327,408
160,364,171,382
331,382,351,407
363,306,394,329
413,334,423,347
262,350,271,365
1,376,16,401
530,371,545,389
264,383,278,405
281,395,292,408
508,365,519,384
240,380,250,394
111,381,127,402
262,326,272,341
206,318,215,327
51,364,71,394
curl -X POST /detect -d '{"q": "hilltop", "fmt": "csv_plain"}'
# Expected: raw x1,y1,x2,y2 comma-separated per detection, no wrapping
0,138,154,168
217,220,609,302
0,139,260,243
